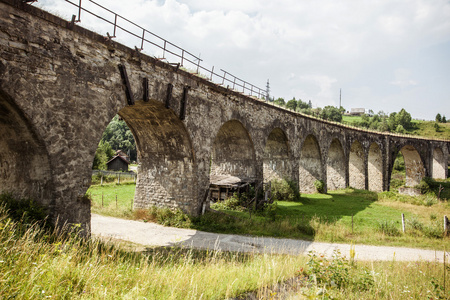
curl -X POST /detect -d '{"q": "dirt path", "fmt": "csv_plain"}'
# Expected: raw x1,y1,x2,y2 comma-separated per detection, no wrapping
91,214,446,262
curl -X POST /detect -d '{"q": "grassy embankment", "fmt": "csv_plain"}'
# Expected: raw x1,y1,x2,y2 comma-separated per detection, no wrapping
342,115,450,140
1,193,449,299
88,181,450,250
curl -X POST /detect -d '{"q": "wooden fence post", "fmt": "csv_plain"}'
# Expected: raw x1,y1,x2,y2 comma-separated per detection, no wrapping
444,215,449,236
402,213,405,233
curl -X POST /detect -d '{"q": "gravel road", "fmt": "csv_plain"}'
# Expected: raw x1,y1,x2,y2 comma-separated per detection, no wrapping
91,214,446,262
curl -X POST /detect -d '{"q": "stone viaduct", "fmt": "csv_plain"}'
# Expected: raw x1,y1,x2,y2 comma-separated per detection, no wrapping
0,0,449,235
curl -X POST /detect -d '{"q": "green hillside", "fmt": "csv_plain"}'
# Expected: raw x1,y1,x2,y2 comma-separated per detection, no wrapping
343,115,450,140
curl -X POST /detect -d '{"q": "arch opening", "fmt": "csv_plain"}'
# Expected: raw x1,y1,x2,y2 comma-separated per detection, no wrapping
327,138,346,191
121,101,196,213
299,135,322,193
263,128,290,183
88,99,197,215
349,141,365,189
368,142,383,191
390,145,425,189
432,147,446,179
0,90,54,208
210,120,256,180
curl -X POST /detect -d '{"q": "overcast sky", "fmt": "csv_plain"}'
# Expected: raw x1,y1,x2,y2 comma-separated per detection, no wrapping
37,0,450,120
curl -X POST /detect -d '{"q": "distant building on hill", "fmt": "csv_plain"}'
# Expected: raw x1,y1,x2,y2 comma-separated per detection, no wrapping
348,108,365,116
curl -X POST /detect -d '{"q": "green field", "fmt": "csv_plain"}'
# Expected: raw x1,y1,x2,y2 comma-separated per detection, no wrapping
87,182,135,218
343,115,450,139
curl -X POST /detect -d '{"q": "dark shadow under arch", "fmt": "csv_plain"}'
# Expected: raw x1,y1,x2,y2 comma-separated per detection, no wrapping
0,89,54,207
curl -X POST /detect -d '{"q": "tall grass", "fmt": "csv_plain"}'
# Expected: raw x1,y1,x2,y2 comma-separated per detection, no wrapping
0,201,306,299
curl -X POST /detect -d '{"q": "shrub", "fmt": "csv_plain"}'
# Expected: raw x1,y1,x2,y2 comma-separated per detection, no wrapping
305,249,374,291
406,216,423,231
423,221,443,239
314,180,325,194
0,193,51,229
377,220,400,236
211,193,245,212
270,179,300,202
415,177,432,194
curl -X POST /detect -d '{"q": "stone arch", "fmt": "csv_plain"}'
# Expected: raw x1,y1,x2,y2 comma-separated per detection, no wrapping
398,145,425,187
211,120,256,180
349,140,365,189
432,147,446,179
117,100,197,214
299,134,322,193
263,128,290,182
0,89,54,207
327,138,346,190
368,142,383,191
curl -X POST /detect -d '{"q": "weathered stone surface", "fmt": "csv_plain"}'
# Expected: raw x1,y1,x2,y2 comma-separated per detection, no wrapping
0,0,448,234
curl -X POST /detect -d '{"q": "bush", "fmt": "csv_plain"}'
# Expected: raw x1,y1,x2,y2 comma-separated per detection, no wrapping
305,249,374,292
0,193,51,229
406,216,423,231
270,179,300,202
314,180,325,194
415,177,432,194
211,193,245,212
377,220,400,236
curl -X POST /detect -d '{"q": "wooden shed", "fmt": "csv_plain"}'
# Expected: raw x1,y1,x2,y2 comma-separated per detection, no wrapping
106,155,130,172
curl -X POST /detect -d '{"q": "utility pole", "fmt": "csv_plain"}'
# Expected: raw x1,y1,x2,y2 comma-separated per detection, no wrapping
266,79,270,102
339,88,342,108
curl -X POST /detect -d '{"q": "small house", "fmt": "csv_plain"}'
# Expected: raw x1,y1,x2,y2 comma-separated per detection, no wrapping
106,155,130,172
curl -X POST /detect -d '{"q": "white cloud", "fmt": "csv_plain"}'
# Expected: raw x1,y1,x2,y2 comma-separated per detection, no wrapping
390,68,418,89
36,0,450,119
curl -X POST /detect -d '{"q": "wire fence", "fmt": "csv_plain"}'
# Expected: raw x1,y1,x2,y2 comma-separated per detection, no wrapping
48,0,266,98
92,170,136,185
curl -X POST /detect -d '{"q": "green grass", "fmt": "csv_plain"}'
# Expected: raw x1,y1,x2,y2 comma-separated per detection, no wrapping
1,199,449,299
409,119,450,139
0,202,307,299
87,182,135,218
206,189,450,249
342,115,450,140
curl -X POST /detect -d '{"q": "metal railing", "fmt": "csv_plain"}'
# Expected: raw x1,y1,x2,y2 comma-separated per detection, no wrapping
48,0,265,98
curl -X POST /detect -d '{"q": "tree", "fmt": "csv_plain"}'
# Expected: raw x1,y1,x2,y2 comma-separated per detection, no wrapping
377,119,389,132
395,124,406,134
396,108,412,129
100,115,137,162
320,106,342,122
442,115,447,123
297,99,310,110
274,97,285,107
285,99,297,111
92,140,114,170
434,122,441,132
436,113,442,123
